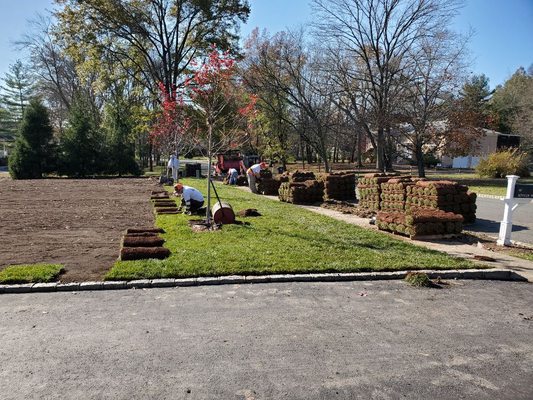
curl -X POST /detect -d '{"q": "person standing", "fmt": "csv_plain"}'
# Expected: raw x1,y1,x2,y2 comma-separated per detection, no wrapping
167,153,180,182
246,162,267,194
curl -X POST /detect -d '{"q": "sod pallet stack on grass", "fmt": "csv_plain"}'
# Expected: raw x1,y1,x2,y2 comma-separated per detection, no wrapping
357,173,395,211
119,228,170,260
278,171,324,204
321,172,356,200
377,210,463,238
379,176,418,211
257,169,284,195
406,180,477,223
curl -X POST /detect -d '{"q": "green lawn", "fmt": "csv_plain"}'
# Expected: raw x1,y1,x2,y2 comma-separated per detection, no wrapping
429,173,533,196
0,264,63,284
105,179,475,280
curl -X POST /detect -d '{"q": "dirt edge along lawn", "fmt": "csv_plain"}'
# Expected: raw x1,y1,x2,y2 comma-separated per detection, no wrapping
105,179,477,281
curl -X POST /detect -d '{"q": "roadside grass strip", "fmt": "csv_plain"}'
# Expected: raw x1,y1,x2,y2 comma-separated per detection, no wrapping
0,264,64,284
105,179,477,281
431,174,533,197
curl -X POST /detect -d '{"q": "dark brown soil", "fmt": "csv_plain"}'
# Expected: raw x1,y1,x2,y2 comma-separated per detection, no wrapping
0,177,160,282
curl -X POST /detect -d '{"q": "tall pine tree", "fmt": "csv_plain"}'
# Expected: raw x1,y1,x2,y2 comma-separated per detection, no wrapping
103,100,141,176
8,99,56,179
60,94,104,177
1,60,35,140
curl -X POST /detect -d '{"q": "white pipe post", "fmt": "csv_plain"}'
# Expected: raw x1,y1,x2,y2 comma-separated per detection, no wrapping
497,175,519,246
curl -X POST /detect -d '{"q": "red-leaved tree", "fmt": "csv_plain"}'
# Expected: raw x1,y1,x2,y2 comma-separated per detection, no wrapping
150,82,192,159
187,47,257,222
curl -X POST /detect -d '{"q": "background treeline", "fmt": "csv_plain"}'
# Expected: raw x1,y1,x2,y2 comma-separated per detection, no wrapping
0,0,531,179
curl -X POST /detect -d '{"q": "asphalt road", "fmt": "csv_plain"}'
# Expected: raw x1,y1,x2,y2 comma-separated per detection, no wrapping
1,281,532,399
469,197,533,244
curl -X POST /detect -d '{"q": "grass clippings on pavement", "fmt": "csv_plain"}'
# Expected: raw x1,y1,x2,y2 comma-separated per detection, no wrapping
105,179,476,281
0,264,64,284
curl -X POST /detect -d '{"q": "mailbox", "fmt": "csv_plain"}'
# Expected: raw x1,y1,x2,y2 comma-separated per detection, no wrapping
514,184,533,199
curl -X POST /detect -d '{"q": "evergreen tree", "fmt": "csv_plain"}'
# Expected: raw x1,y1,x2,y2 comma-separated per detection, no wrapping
60,94,104,177
103,101,141,176
457,74,494,129
8,99,56,179
1,60,35,140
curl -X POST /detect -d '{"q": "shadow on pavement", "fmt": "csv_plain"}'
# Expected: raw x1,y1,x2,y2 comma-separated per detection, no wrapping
467,218,529,234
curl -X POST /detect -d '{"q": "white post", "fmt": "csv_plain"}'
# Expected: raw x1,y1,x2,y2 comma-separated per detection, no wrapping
497,175,519,246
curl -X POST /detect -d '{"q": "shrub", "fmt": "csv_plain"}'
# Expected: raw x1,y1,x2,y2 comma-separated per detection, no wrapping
476,149,530,178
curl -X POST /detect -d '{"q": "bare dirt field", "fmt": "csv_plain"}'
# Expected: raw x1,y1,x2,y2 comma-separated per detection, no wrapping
0,177,160,282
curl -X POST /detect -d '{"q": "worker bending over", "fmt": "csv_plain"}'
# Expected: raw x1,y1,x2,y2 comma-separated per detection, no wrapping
174,183,204,214
227,167,239,185
246,162,268,194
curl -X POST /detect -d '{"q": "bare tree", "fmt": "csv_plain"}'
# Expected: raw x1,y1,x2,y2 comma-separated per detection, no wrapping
312,0,463,171
396,29,469,177
243,30,338,171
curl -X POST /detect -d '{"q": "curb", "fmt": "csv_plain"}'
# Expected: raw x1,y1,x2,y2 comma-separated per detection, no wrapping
476,194,504,200
0,269,527,294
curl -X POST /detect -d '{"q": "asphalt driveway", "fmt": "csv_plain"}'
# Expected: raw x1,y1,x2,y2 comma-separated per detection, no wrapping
1,281,532,399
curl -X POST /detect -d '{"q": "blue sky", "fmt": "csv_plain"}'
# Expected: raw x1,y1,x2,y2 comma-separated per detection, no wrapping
0,0,531,88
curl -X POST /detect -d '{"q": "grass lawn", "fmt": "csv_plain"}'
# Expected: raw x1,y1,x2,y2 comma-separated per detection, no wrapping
105,179,476,280
428,173,533,197
0,264,63,284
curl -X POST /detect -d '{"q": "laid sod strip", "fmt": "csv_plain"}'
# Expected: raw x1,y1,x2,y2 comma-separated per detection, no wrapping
122,235,165,247
105,179,477,281
126,228,165,234
120,247,171,261
0,264,63,284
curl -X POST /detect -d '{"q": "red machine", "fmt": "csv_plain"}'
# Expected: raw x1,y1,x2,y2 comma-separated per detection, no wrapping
215,151,259,175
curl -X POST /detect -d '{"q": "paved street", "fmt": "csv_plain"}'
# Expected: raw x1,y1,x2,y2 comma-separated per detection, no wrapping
1,281,532,399
470,197,533,245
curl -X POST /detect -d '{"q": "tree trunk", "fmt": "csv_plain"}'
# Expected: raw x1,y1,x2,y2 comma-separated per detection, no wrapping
356,130,363,168
376,128,385,171
206,123,213,223
149,142,153,172
416,144,426,178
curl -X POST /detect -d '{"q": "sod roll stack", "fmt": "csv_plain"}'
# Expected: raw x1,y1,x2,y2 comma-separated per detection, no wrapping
279,180,324,204
379,177,418,211
321,172,356,200
357,173,393,211
257,169,283,195
377,210,463,238
406,180,477,223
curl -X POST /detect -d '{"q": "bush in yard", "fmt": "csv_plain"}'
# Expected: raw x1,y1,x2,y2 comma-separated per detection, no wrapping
476,149,530,178
8,99,57,179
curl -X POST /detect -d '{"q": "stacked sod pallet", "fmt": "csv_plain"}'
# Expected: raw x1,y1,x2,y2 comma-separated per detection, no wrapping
357,173,392,211
257,169,284,195
406,180,477,223
321,172,356,200
278,171,324,204
377,210,463,238
379,177,418,211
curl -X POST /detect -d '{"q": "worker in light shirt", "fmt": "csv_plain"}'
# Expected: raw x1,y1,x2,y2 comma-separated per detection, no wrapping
173,183,204,214
246,162,268,194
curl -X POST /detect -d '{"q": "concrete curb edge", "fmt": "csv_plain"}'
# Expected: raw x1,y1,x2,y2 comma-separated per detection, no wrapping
0,268,527,294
